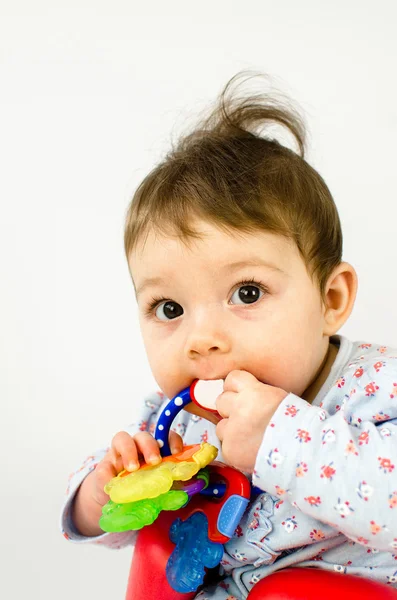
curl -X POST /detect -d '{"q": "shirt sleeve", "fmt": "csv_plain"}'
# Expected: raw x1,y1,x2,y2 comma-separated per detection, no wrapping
252,356,397,553
60,390,168,548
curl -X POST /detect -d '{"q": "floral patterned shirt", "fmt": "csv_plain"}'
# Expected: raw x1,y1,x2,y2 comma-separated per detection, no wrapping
60,336,397,598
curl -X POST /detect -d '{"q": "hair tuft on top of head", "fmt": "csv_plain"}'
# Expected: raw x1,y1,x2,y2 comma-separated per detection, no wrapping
125,72,342,296
177,72,306,158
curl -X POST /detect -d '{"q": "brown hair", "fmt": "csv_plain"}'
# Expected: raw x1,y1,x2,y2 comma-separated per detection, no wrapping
124,73,342,295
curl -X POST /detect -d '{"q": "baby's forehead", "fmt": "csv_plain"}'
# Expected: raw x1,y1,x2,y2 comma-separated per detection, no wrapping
129,225,310,289
132,223,296,257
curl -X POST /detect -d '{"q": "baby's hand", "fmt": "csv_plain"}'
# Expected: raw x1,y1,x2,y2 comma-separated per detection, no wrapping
73,430,183,536
215,370,287,474
93,430,184,507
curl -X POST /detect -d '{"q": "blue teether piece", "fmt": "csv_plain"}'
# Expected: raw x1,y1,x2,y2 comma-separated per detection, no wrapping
154,386,192,456
166,512,224,592
217,495,250,538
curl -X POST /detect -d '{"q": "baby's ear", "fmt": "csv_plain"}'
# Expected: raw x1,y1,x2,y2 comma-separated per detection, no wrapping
323,262,358,335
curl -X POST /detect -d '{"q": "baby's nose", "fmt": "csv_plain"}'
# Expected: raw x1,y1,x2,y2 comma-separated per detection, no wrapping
188,341,222,357
185,310,231,358
186,329,225,357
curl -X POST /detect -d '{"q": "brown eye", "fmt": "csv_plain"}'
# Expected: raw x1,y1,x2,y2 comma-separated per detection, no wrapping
155,301,183,320
231,285,263,305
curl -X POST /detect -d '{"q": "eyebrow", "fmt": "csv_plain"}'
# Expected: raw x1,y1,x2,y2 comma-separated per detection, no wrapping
134,258,284,299
134,276,166,299
222,259,284,274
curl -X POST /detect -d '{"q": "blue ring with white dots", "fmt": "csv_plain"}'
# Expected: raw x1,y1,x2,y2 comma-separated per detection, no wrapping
154,386,193,457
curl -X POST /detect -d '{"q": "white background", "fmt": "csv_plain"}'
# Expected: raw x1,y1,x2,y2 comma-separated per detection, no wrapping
1,1,396,598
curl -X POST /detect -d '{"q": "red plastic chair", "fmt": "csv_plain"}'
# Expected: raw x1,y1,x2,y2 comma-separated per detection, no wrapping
126,510,195,600
247,567,397,599
126,510,397,599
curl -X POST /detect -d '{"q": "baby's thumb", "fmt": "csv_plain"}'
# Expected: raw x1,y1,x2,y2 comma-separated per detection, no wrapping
169,430,184,455
94,460,116,505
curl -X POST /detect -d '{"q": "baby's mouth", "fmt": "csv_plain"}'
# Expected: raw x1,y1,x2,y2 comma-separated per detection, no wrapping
183,378,224,425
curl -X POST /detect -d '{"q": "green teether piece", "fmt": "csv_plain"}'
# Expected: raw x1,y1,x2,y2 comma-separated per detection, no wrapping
99,489,188,533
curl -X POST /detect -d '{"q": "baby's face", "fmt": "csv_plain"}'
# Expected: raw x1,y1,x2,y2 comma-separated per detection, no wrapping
129,220,330,402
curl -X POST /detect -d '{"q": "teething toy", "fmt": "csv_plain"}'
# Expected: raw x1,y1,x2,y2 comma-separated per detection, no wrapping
100,379,250,593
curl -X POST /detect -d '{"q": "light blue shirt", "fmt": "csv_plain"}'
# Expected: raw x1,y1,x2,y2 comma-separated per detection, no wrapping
61,336,397,597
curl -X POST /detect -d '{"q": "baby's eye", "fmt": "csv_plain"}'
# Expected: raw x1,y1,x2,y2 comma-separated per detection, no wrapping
155,301,184,321
230,284,264,305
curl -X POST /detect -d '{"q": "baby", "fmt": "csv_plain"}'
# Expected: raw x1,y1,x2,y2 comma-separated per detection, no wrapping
61,75,397,597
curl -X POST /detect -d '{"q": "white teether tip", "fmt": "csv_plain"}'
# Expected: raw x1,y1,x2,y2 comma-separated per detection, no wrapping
193,379,224,410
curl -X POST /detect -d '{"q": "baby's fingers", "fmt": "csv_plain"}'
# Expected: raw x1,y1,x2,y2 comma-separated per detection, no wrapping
110,430,185,475
134,431,183,461
169,430,184,455
111,431,140,472
133,432,163,466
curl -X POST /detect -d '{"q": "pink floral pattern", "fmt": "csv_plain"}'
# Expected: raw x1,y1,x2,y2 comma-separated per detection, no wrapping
62,338,397,591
